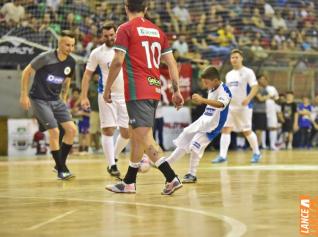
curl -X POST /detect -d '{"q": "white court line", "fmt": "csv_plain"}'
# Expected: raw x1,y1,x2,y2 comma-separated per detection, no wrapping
202,165,318,171
1,195,246,237
26,209,77,230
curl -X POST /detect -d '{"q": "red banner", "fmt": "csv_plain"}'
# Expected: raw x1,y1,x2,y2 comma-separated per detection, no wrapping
160,63,192,103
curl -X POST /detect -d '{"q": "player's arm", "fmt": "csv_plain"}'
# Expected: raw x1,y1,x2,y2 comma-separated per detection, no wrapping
161,52,184,109
242,85,259,106
61,77,71,102
192,94,224,108
255,92,270,102
103,50,125,103
80,69,94,109
20,64,35,110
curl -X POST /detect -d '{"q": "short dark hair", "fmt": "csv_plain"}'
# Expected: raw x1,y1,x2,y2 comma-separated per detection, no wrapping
200,66,220,80
125,0,148,13
60,30,75,39
102,21,117,32
286,91,294,95
230,49,243,56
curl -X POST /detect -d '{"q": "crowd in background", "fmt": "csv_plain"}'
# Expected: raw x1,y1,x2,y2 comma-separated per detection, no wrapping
1,0,318,60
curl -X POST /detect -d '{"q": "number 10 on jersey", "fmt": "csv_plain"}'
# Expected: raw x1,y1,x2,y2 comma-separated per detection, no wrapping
141,41,161,69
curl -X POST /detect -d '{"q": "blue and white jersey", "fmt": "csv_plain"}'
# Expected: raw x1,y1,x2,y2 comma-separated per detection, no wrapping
86,44,124,96
225,66,257,110
188,82,232,134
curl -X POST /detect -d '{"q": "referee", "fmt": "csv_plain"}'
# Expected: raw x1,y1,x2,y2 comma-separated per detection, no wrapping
19,30,77,180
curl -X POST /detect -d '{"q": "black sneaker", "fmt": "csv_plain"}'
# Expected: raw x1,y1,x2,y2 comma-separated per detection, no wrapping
182,173,197,183
107,165,120,177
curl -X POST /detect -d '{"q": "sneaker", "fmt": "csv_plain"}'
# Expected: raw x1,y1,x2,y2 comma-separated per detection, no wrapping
57,171,75,180
107,165,120,177
182,173,197,183
251,153,262,163
105,181,136,193
161,177,183,195
211,156,227,163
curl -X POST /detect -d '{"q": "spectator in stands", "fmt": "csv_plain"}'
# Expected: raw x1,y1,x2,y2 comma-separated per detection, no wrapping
172,33,189,57
273,27,286,48
46,0,61,12
298,96,313,148
88,73,100,153
0,0,25,27
172,0,191,33
272,11,287,30
238,31,252,49
204,4,224,34
251,38,268,60
311,95,318,147
281,91,298,149
285,9,298,30
251,8,266,31
146,0,161,27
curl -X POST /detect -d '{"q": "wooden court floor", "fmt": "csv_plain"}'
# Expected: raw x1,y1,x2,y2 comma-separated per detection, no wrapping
1,149,318,237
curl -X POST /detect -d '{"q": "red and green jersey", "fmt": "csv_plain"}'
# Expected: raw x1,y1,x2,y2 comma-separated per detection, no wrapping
114,17,172,101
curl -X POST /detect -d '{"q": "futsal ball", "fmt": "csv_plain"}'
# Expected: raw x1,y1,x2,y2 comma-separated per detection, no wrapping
139,154,151,173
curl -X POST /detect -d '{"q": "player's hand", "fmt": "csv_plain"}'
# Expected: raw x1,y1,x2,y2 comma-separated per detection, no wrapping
192,93,203,104
81,97,90,110
293,123,299,132
172,91,184,110
242,98,250,106
20,95,31,111
103,89,112,103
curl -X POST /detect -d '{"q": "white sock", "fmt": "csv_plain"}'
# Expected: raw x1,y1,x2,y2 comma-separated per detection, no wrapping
114,134,129,158
189,151,200,176
246,132,260,155
220,133,231,158
165,147,186,164
269,130,277,148
261,131,267,148
102,135,115,166
155,157,166,167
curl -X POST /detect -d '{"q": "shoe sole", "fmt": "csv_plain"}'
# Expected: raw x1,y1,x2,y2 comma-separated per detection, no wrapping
58,174,75,180
105,186,136,194
211,159,227,163
161,183,183,195
182,179,197,183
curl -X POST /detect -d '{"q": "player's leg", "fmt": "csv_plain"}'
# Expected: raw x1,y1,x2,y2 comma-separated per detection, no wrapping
114,98,130,160
212,127,232,163
184,132,212,183
213,109,235,163
98,95,120,176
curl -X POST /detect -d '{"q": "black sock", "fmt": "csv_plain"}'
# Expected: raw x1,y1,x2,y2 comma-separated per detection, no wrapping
61,143,72,172
51,150,63,172
123,166,139,184
158,161,176,183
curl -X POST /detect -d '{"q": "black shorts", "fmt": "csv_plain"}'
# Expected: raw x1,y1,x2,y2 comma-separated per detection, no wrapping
253,113,267,130
30,98,72,130
126,100,159,128
282,119,294,132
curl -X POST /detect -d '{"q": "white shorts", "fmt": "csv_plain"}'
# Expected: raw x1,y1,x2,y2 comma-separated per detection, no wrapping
98,94,129,129
224,108,252,132
173,125,211,158
267,112,278,128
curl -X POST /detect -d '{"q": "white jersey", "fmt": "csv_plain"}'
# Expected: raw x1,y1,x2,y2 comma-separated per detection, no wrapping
86,44,124,96
265,85,279,114
187,83,232,133
173,83,231,157
225,66,257,110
